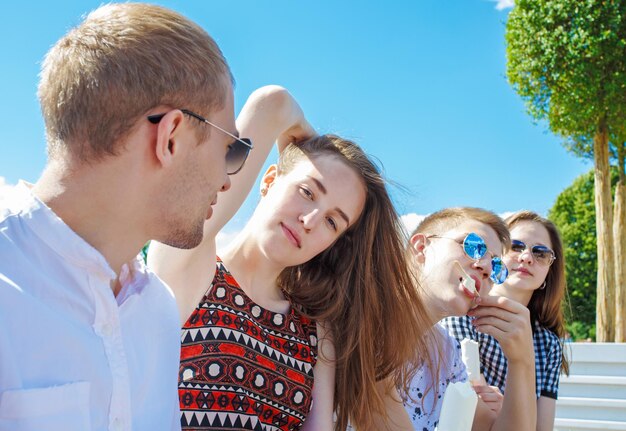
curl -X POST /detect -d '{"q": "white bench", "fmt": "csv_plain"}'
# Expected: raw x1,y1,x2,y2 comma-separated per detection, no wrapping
555,343,626,431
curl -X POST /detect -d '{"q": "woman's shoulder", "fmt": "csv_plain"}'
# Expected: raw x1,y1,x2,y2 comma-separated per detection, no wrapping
532,320,563,353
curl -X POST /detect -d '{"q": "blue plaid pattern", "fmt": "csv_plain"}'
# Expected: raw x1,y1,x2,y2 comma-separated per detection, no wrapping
440,316,562,399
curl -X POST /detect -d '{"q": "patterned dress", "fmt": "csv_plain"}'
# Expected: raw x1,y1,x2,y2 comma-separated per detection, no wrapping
179,259,319,430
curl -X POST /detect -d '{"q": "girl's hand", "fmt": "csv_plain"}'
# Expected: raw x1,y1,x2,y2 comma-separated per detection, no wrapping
467,295,534,365
473,384,503,414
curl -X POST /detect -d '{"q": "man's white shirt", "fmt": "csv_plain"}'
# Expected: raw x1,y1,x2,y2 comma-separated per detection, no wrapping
0,182,181,431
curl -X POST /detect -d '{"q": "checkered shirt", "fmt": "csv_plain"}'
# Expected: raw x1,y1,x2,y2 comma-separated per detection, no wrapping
440,316,563,399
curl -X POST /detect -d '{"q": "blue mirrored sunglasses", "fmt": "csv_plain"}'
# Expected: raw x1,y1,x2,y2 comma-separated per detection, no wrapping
462,232,508,284
429,232,508,284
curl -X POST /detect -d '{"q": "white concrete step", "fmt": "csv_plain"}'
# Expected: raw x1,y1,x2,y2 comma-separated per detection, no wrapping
555,343,626,430
565,343,626,376
559,375,626,398
556,397,626,422
554,418,626,431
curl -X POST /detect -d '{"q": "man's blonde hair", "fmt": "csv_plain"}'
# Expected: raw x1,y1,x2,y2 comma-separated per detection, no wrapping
38,3,232,161
413,207,511,249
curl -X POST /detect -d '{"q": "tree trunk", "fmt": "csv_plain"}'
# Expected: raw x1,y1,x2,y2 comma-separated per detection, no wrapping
614,144,626,342
594,123,615,342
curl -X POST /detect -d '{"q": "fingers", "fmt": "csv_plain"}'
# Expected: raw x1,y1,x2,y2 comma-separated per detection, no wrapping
472,315,513,332
277,121,316,150
472,316,534,363
469,295,528,315
467,295,531,336
474,385,503,413
473,385,502,397
469,306,514,322
471,323,507,341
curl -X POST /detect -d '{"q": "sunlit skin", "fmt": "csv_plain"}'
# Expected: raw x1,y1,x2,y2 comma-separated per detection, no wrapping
411,220,504,322
155,88,235,249
149,87,349,430
222,155,366,313
491,220,552,305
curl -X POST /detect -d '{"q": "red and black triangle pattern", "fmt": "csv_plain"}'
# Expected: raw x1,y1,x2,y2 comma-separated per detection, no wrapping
179,260,318,430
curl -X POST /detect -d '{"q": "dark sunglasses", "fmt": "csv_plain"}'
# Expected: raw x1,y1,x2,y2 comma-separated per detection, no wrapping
147,109,253,175
510,240,556,266
429,232,509,284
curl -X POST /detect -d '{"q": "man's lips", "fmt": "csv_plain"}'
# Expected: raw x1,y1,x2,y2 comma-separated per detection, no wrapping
206,197,217,219
459,275,481,299
280,223,301,248
454,260,481,298
471,275,481,293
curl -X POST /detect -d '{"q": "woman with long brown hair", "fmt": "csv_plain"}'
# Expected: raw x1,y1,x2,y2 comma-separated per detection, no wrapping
149,85,432,430
444,210,569,431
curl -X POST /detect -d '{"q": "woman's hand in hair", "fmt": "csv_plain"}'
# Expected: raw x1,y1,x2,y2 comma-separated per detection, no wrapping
244,85,315,153
148,85,314,324
275,100,315,152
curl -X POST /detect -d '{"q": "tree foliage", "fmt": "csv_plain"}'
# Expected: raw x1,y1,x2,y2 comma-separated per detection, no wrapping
506,0,626,341
507,0,626,141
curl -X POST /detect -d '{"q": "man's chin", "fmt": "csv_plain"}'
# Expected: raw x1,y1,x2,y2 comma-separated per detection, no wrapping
161,226,204,250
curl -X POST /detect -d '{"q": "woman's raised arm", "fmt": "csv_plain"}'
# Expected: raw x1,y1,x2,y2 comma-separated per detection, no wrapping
148,86,315,323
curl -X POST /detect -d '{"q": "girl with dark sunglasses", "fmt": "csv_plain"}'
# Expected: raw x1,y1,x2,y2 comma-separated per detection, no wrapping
149,85,432,431
443,210,569,431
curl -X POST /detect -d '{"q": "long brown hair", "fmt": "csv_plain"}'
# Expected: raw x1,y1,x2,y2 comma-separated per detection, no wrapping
505,210,570,374
277,135,433,430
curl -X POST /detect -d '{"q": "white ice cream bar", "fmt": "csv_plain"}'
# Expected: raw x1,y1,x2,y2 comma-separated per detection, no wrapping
453,260,477,296
435,380,478,431
461,338,480,384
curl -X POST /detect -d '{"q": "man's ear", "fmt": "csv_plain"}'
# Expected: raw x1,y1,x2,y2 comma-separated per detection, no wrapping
153,110,185,167
259,164,278,196
409,233,428,264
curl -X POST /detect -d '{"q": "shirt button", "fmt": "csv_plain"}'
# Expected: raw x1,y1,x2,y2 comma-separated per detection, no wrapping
100,322,113,338
110,417,123,431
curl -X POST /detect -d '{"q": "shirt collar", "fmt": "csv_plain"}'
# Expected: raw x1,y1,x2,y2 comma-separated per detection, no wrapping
12,181,117,280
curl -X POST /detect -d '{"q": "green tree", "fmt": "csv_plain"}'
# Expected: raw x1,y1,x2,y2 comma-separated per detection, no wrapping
506,0,626,341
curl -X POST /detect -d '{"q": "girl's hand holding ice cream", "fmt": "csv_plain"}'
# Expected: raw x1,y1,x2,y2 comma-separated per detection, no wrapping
467,295,534,364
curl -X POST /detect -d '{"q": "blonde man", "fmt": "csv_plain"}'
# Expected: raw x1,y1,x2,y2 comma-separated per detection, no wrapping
0,3,249,430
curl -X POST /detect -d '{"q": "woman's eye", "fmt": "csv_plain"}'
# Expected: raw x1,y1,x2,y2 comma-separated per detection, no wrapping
326,217,337,231
299,186,313,199
510,242,525,253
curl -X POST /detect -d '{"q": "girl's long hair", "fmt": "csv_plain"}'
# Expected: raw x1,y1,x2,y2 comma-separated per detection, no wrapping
277,135,434,430
505,210,570,375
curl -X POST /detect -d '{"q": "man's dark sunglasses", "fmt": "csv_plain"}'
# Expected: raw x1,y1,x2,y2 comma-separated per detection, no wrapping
147,109,253,175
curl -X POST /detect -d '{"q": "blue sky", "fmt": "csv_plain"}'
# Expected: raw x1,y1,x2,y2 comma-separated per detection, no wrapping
0,0,590,235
